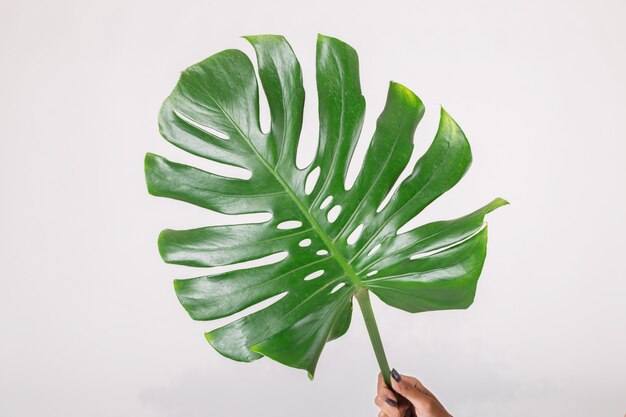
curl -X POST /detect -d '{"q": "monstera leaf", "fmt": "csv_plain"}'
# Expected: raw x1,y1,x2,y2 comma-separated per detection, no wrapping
145,34,506,385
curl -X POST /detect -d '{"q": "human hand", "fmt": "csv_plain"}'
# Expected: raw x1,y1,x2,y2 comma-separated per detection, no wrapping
374,369,452,417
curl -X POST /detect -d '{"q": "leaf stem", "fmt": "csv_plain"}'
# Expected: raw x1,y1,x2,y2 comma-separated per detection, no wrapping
355,289,392,387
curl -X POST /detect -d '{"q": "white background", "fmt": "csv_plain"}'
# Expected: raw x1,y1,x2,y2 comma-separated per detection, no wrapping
1,1,625,416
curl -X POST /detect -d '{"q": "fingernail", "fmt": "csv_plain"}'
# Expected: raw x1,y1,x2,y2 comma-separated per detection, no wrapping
385,398,399,408
391,368,401,382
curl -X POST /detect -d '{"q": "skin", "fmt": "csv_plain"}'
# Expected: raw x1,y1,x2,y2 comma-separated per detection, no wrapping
374,372,453,417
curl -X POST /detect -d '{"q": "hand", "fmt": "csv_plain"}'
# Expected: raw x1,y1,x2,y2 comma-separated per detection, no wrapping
374,369,452,417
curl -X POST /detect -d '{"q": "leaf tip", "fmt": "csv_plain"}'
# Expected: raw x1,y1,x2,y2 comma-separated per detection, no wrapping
172,279,186,302
495,197,510,207
388,81,423,108
486,197,510,213
316,33,353,50
157,229,175,263
241,34,274,43
144,153,167,196
144,152,156,172
173,279,201,320
437,106,471,157
439,104,451,119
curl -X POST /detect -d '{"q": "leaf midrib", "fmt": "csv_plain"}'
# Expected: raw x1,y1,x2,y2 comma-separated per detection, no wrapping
208,98,364,292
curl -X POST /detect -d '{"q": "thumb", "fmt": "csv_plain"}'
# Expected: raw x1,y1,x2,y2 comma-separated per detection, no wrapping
389,369,430,407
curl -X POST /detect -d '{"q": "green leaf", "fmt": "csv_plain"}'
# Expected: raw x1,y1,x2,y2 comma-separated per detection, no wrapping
146,34,507,380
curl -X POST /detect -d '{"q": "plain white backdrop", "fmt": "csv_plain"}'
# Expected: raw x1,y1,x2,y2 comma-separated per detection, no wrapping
1,0,625,416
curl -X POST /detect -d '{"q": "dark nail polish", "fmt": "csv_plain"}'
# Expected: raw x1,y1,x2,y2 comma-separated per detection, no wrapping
391,368,401,382
385,398,399,408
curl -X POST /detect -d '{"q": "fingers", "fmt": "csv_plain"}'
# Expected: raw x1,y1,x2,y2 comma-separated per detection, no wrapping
377,372,392,392
374,393,402,417
375,373,402,417
377,373,398,401
390,369,451,417
389,369,431,407
378,405,410,417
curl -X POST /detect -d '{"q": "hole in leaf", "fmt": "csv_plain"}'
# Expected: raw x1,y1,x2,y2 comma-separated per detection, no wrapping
156,132,252,180
205,161,251,180
252,69,271,135
304,270,325,281
320,196,333,210
297,73,319,169
377,191,393,213
376,107,440,213
277,220,302,230
330,282,346,294
160,138,251,180
409,225,486,260
327,205,342,223
344,126,374,191
366,270,378,277
243,41,272,134
175,110,230,140
199,251,288,276
305,167,320,195
212,211,272,226
213,291,288,323
299,238,312,247
346,224,364,245
367,244,381,257
316,249,328,256
259,99,271,134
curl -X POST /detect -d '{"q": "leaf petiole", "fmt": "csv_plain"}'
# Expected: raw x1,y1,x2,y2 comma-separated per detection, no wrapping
355,289,392,387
